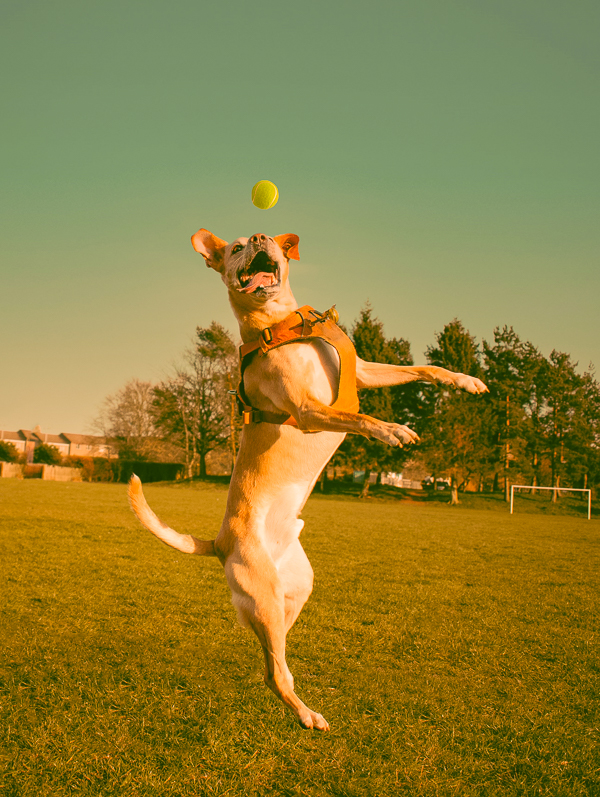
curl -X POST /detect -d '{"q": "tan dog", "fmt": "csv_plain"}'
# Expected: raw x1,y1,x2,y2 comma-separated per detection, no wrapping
128,229,488,730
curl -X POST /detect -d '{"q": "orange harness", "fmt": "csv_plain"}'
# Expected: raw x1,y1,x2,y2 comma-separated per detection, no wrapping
236,305,360,426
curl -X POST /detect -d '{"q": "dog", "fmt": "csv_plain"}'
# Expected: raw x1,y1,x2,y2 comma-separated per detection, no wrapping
128,229,488,730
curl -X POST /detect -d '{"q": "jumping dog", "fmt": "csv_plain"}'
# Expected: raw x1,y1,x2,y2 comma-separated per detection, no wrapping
128,229,488,730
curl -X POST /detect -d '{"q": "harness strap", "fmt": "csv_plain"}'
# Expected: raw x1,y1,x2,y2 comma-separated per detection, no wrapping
237,305,359,426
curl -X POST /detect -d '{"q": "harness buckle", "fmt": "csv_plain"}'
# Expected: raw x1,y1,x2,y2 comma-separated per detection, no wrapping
243,408,262,424
262,327,273,345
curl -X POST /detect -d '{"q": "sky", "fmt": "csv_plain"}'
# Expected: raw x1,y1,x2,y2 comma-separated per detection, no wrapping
1,0,598,434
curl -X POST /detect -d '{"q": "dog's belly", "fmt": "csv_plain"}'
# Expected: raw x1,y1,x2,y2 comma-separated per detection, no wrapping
221,423,344,564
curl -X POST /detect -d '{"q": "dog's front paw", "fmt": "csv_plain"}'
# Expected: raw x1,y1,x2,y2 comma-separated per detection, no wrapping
453,374,489,394
375,423,419,447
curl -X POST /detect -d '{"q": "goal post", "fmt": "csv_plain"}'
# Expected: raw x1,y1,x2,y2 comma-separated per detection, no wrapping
510,484,591,520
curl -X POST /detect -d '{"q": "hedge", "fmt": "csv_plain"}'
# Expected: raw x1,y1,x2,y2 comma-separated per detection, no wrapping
61,457,183,483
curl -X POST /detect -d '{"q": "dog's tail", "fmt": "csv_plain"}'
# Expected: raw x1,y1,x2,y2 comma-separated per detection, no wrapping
128,474,217,556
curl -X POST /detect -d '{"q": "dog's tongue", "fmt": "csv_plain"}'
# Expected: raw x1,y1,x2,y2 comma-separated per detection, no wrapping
239,272,276,294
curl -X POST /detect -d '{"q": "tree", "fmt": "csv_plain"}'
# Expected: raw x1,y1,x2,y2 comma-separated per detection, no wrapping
539,350,592,501
421,319,489,504
334,304,415,497
517,342,548,493
389,336,422,432
574,368,600,493
33,443,62,465
426,318,481,376
152,322,239,478
0,441,19,462
482,334,600,501
152,377,195,478
483,327,545,500
94,378,165,461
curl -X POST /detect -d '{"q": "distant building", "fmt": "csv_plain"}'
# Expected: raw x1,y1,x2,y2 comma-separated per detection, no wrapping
352,470,424,489
422,476,452,491
353,470,379,484
0,428,114,462
0,430,39,462
61,432,113,458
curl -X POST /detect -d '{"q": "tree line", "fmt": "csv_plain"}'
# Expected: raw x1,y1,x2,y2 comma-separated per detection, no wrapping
91,305,600,499
93,323,239,479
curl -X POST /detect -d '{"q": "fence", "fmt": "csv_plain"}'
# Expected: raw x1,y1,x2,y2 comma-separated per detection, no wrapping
0,462,23,478
42,465,83,482
1,463,84,481
1,459,184,483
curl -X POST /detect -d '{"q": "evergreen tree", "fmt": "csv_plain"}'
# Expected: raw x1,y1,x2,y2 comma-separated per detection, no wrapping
518,342,548,492
334,304,415,497
540,351,591,499
573,368,600,492
426,318,482,376
421,319,489,504
483,327,545,499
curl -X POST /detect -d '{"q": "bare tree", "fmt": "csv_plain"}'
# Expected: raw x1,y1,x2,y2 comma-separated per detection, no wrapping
152,323,239,478
93,378,170,461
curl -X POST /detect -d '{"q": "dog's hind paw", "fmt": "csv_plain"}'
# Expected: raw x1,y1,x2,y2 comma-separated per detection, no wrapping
299,709,330,731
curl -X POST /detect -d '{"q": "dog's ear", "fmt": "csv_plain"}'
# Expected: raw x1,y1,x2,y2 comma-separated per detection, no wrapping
273,234,300,261
191,229,229,273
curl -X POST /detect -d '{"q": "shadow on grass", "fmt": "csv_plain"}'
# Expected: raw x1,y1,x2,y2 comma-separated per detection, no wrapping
311,481,598,519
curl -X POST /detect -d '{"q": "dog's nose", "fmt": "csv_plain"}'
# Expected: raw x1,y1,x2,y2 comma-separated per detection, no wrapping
250,234,267,245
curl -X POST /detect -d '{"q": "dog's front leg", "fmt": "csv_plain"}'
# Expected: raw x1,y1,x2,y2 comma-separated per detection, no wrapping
243,346,419,446
356,359,488,394
294,400,419,447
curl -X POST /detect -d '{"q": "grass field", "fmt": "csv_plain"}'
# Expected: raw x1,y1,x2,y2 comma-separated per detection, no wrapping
1,480,599,796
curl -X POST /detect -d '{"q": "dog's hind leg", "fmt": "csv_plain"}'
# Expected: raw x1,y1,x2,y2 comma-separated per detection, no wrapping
255,618,329,731
278,540,314,633
226,552,328,731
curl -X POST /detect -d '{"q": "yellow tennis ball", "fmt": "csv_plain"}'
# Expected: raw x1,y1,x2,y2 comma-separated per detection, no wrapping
251,180,279,209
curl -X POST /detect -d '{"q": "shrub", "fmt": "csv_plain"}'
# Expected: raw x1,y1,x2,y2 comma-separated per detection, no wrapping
0,441,19,462
91,459,115,482
33,444,62,465
62,456,115,482
59,456,183,482
23,464,43,478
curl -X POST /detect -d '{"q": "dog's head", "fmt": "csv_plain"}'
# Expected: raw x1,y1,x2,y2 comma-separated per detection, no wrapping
191,230,299,307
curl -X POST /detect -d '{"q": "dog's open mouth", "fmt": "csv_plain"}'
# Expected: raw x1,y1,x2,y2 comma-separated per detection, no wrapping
237,251,280,294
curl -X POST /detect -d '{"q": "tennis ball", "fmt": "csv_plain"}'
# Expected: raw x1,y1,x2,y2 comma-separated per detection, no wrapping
251,180,279,210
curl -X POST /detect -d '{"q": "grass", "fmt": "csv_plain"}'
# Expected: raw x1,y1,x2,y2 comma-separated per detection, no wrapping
314,480,599,519
1,479,599,796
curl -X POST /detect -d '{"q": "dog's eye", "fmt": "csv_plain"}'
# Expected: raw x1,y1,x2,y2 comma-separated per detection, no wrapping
231,244,243,254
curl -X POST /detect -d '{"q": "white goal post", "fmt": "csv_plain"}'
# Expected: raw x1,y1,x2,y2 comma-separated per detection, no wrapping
510,484,591,520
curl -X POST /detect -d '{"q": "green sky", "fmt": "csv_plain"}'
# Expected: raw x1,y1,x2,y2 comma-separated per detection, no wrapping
1,0,598,433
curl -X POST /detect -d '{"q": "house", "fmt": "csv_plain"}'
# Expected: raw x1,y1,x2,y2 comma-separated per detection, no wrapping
352,470,425,489
0,428,115,462
61,433,113,458
32,427,71,457
0,430,40,462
